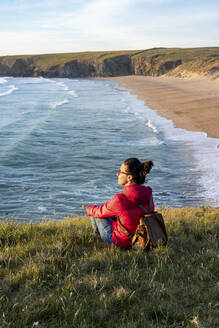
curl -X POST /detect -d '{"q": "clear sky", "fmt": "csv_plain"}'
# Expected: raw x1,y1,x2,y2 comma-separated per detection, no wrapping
0,0,219,56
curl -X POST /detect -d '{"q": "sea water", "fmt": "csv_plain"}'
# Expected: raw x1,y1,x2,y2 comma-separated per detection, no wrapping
0,77,218,221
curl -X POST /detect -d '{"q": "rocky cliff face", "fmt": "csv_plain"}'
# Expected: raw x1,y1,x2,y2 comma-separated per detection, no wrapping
0,58,34,76
40,55,133,78
130,54,182,76
0,48,218,78
0,55,134,78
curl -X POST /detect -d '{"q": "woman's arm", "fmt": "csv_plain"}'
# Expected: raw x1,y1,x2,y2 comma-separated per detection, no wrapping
86,195,120,218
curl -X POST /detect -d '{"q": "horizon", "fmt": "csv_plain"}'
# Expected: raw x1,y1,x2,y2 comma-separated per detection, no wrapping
0,0,219,56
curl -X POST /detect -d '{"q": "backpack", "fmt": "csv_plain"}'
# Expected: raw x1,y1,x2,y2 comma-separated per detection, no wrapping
118,200,168,250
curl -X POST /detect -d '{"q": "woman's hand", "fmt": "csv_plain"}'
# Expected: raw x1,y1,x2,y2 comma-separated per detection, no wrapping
86,204,95,216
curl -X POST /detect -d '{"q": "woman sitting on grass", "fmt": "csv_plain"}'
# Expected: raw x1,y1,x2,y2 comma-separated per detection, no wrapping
86,157,154,249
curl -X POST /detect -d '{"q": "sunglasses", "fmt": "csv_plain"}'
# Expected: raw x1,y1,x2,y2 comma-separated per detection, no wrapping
117,169,129,176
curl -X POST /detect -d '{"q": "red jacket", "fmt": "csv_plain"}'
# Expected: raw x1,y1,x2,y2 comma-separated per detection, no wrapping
86,185,154,248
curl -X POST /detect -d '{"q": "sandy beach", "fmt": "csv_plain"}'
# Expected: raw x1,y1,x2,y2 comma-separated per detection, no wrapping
108,76,219,139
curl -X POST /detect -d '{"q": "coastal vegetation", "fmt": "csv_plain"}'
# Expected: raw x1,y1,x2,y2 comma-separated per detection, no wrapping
0,47,219,79
0,207,218,327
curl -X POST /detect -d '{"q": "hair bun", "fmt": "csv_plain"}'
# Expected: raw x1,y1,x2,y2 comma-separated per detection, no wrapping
141,160,154,176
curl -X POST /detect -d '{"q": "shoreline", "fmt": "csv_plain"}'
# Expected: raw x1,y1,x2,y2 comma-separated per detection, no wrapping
107,76,219,140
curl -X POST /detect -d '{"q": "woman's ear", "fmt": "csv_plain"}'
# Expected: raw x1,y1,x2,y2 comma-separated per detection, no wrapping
127,174,133,183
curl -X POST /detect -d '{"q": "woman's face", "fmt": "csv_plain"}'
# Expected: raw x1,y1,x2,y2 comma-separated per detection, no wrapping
117,163,131,186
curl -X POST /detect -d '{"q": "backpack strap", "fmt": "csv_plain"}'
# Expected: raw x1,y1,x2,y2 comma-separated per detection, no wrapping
149,197,153,212
135,197,154,215
117,217,133,240
117,193,133,239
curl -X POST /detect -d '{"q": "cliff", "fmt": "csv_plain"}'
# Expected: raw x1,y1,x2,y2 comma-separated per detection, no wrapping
0,47,219,80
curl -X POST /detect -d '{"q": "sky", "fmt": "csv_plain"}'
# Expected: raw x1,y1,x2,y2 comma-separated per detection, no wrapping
0,0,219,56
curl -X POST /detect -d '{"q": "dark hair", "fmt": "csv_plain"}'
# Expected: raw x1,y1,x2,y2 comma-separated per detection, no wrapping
123,158,154,185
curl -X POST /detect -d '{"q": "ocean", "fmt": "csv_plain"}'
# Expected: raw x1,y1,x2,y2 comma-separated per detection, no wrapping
0,77,218,222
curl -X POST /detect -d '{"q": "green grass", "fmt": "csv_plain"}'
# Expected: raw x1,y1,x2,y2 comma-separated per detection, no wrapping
0,50,142,70
1,47,219,76
132,47,219,76
0,207,218,328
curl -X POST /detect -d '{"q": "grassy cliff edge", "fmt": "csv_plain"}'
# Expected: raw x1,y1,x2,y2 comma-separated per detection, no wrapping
0,47,219,80
0,207,218,328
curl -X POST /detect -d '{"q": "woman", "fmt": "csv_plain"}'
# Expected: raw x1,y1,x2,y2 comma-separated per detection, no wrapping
86,158,154,249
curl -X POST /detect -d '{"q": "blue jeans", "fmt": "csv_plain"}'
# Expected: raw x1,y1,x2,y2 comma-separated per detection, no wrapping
91,217,116,243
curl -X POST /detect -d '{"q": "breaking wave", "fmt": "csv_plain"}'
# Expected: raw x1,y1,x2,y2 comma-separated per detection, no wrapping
0,78,8,84
145,120,158,133
68,90,78,97
50,99,69,109
0,85,18,97
56,82,69,90
55,81,77,96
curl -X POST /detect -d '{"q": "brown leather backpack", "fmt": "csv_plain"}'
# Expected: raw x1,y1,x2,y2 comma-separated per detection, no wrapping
118,201,168,250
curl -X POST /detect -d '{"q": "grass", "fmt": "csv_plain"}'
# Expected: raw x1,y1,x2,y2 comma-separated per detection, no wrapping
1,47,219,76
0,50,142,70
132,47,219,76
0,207,218,328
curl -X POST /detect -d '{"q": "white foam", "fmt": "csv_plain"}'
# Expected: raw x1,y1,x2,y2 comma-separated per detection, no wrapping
118,83,219,206
50,99,69,109
60,190,73,195
55,81,71,92
68,90,78,97
56,81,66,87
106,136,163,147
0,78,7,84
145,120,158,133
22,77,56,84
0,85,18,97
189,135,219,205
38,206,47,213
